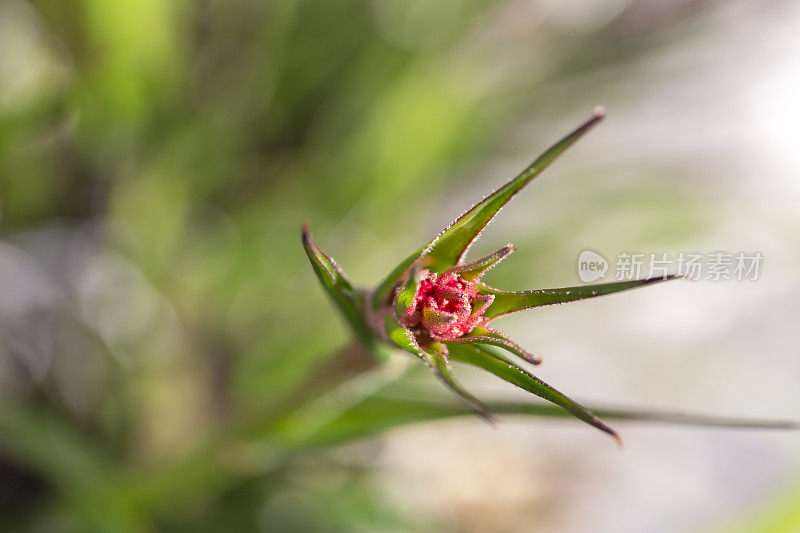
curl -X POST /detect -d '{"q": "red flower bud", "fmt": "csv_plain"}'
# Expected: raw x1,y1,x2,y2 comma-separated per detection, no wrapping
399,270,493,341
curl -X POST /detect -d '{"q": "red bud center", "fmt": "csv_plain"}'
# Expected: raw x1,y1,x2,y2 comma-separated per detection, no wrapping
400,270,487,340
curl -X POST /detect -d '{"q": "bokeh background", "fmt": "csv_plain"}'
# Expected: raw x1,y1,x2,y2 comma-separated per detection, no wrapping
1,0,799,531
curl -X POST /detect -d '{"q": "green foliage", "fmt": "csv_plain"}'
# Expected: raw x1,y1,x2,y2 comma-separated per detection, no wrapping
0,1,795,531
303,110,793,446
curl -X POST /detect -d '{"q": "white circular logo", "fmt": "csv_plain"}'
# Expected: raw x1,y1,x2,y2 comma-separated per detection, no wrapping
577,250,608,282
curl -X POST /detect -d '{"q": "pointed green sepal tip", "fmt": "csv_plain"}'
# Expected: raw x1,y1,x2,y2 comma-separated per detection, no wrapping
383,314,494,423
445,343,620,443
423,108,606,272
451,326,542,365
445,245,515,282
371,108,605,309
481,274,681,320
424,343,495,424
302,223,374,350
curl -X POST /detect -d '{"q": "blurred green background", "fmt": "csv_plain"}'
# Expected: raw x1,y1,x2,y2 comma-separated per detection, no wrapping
1,0,799,531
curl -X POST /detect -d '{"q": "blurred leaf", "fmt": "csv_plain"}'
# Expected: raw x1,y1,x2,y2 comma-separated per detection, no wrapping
299,394,797,448
0,403,142,530
711,484,800,533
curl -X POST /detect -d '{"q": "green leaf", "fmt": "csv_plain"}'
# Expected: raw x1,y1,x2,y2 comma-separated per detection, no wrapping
383,314,492,422
445,342,621,443
481,275,680,320
297,394,797,448
424,108,606,272
371,108,605,310
302,223,375,350
450,326,541,365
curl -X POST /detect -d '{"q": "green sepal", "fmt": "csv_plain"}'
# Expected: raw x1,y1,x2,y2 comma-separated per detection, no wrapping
384,313,419,356
450,326,541,365
423,343,494,423
392,264,421,321
423,108,605,272
372,251,424,311
383,314,492,422
444,245,514,282
372,109,604,310
302,224,375,350
445,342,621,444
480,275,680,320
